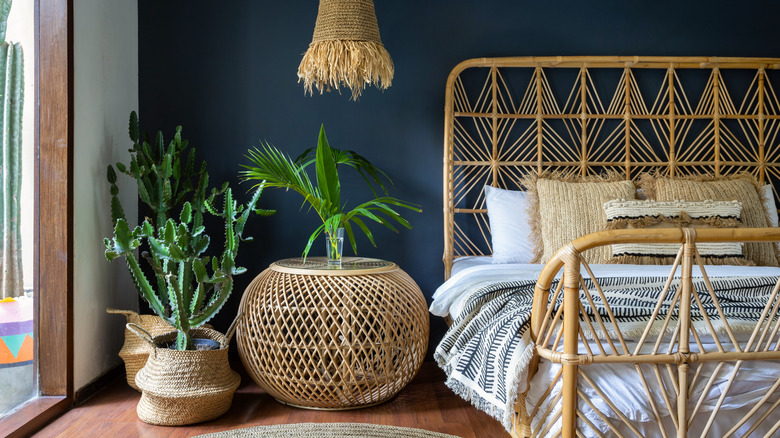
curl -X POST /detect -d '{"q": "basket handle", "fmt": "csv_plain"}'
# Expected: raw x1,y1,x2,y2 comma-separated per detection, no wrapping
107,308,139,318
126,323,156,348
225,311,244,344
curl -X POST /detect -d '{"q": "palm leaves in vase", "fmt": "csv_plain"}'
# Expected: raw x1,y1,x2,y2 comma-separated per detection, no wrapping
241,125,421,261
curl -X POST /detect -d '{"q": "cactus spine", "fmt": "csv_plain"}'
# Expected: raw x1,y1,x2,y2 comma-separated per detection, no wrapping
0,0,24,299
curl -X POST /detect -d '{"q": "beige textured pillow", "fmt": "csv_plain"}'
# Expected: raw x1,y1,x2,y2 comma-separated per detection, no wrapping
603,199,752,266
643,174,778,267
528,174,636,264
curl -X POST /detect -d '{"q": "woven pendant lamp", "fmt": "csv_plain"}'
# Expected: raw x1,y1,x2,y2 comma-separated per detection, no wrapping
297,0,394,100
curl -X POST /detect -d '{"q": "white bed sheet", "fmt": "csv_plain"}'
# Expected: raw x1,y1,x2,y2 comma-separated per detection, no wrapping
528,338,780,437
449,255,495,276
433,259,780,436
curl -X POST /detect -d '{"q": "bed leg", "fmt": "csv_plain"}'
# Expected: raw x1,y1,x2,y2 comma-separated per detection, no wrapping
560,246,581,438
512,389,533,438
561,363,578,438
677,363,689,438
511,412,531,438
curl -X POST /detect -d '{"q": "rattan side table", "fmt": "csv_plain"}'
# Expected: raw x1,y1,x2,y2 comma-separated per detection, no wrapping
237,257,429,410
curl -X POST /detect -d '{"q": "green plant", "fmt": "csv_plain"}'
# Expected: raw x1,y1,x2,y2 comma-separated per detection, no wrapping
111,111,212,232
241,124,420,260
104,112,272,350
0,0,25,299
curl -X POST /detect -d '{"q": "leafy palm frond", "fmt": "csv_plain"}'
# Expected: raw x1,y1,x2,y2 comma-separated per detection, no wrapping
241,125,421,260
241,143,327,222
295,146,392,196
315,125,340,219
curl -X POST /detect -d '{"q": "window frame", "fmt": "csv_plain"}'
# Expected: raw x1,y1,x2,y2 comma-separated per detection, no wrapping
0,0,73,435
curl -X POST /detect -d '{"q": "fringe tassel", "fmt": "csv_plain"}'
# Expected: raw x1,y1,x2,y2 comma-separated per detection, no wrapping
297,40,394,100
605,214,741,230
439,342,536,433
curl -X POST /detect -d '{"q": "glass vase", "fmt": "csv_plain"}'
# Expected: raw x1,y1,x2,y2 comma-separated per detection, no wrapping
325,227,344,267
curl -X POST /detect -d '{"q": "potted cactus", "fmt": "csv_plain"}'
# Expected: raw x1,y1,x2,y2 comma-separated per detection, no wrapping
105,187,263,349
105,111,225,389
104,111,271,425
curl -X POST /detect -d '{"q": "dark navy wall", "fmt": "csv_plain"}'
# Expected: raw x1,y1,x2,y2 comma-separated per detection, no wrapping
138,0,780,347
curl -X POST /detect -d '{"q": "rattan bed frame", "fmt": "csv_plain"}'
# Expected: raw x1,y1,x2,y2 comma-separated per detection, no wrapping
441,56,780,437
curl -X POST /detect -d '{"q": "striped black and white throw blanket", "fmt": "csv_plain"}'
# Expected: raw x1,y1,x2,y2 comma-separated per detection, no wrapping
434,275,780,432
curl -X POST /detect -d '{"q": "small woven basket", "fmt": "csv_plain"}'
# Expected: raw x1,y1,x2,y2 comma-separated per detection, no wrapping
107,308,175,391
128,316,242,426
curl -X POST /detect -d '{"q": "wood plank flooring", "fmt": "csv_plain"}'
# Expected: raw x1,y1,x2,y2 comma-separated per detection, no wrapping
32,362,509,438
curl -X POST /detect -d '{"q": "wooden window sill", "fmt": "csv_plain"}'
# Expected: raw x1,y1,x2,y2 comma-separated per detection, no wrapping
0,397,70,438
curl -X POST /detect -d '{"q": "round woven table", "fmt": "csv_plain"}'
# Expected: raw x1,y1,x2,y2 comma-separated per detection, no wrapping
237,257,429,410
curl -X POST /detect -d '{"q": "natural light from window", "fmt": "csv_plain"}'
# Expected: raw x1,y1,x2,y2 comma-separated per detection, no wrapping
0,0,35,418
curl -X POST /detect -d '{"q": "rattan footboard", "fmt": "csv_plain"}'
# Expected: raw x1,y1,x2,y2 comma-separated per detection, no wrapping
515,227,780,438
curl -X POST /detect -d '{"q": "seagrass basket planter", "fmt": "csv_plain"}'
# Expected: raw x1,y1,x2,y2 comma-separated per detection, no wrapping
128,323,241,426
106,308,175,391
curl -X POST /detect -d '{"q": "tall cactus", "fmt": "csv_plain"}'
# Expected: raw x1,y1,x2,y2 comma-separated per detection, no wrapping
105,188,266,350
109,111,214,231
108,111,227,309
105,113,273,350
0,0,24,299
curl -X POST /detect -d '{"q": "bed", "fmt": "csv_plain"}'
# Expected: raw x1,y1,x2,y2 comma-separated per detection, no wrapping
433,56,780,437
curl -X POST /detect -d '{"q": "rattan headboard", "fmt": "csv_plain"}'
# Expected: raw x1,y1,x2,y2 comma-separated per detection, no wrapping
443,56,780,278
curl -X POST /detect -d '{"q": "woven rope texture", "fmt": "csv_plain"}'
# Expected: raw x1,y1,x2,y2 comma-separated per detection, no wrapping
107,308,175,391
134,326,240,426
650,176,778,266
193,422,460,438
311,0,381,43
533,177,635,264
237,263,429,410
298,0,393,99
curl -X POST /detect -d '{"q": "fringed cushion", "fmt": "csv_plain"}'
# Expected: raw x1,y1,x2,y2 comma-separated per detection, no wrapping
641,174,779,267
603,199,753,265
526,172,636,264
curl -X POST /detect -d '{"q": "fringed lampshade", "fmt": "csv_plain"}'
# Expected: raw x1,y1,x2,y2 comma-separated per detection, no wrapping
297,0,394,100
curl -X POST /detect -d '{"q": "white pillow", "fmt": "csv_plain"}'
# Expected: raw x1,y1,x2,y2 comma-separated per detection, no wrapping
762,184,778,227
484,185,534,263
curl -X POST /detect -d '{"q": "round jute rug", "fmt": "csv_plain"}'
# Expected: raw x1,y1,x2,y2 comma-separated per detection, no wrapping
192,423,461,438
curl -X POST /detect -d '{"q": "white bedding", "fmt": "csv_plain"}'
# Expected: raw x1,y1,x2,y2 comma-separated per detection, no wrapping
432,258,780,318
432,259,780,436
529,335,780,437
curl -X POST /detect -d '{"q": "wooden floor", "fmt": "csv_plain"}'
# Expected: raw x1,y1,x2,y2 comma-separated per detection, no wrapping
32,361,508,438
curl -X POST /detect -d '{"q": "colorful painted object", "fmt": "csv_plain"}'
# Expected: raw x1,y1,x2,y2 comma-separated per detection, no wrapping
0,297,33,367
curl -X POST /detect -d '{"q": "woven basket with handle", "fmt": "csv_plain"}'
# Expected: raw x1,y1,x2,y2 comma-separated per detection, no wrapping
106,308,175,391
128,315,242,426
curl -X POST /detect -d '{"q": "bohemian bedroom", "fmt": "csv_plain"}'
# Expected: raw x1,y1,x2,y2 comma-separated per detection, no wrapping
3,1,780,438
